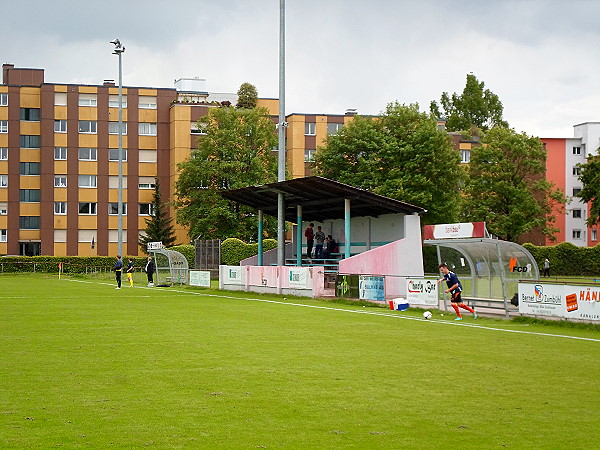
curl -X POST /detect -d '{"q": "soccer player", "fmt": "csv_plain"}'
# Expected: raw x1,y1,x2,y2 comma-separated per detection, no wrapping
126,258,135,287
113,255,123,289
438,263,477,320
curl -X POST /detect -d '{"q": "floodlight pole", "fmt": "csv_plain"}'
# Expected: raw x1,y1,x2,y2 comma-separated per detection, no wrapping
111,39,125,257
277,0,287,267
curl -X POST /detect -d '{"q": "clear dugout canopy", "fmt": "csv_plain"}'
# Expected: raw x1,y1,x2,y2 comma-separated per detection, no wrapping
424,238,539,301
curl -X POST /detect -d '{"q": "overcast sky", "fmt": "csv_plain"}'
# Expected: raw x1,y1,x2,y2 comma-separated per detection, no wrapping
3,0,599,138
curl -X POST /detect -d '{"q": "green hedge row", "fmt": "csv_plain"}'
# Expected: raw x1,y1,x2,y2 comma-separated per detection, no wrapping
522,242,600,277
221,238,278,266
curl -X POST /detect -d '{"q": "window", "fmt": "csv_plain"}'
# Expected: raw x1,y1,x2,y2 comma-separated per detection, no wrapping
461,150,471,163
304,122,316,135
78,202,97,215
54,201,67,215
139,150,157,163
109,176,127,188
109,202,127,215
139,122,157,136
78,147,97,161
592,229,598,241
191,122,206,134
54,176,67,187
108,122,127,135
0,175,7,187
78,120,97,134
20,135,40,148
78,175,97,188
0,147,7,160
0,93,7,106
20,162,40,175
304,149,316,162
138,177,156,189
54,147,67,160
573,188,582,196
54,229,67,242
139,203,155,215
138,96,157,109
572,209,582,219
0,120,7,133
54,92,67,106
54,120,67,133
109,95,127,108
572,229,581,239
573,166,581,176
573,146,581,155
20,189,40,202
20,108,40,121
108,148,127,161
78,94,97,107
19,216,40,229
0,229,6,242
0,202,7,215
327,123,343,135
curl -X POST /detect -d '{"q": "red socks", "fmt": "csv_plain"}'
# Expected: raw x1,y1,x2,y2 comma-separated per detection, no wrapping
452,303,475,317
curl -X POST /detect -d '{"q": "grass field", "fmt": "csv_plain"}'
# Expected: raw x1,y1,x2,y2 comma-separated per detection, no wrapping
1,273,599,448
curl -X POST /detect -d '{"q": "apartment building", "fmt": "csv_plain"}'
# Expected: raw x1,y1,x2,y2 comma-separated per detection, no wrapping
0,65,282,256
542,122,600,247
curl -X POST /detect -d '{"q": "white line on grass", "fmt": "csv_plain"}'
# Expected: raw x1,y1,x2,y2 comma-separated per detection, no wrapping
62,279,600,343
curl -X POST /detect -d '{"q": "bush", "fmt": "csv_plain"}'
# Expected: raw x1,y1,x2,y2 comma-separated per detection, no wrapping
221,238,277,266
523,242,600,277
168,244,195,267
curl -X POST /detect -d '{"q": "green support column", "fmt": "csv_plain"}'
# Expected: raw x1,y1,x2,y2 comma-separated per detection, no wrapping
344,198,351,259
258,210,264,266
296,205,302,266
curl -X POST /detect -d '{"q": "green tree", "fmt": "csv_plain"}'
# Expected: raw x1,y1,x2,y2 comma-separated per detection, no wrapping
138,178,177,251
313,102,463,225
576,154,600,226
236,82,258,109
174,106,278,241
430,73,508,132
464,127,565,242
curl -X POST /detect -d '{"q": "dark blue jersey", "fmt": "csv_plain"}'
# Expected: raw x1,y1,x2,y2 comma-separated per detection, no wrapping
443,271,462,294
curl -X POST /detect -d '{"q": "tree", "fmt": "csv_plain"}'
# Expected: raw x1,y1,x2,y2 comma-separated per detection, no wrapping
236,82,258,109
576,154,600,226
174,106,278,241
463,127,565,242
430,73,508,132
138,178,177,251
313,102,463,225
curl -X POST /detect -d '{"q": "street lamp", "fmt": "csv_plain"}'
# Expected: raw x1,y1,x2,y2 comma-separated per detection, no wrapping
110,39,125,257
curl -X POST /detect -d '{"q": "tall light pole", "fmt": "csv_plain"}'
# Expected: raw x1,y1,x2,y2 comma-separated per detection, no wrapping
277,0,287,266
111,39,125,257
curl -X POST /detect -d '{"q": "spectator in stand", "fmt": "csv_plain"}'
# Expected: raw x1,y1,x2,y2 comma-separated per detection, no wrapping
304,223,315,258
314,226,326,259
323,235,337,259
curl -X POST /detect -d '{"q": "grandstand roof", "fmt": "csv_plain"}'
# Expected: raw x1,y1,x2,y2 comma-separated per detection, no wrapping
220,176,426,222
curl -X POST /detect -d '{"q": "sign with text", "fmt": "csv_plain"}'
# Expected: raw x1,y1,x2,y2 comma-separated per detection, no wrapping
289,267,310,288
406,278,438,305
147,241,163,251
423,222,486,240
359,275,385,301
189,270,211,287
518,283,600,321
223,266,244,285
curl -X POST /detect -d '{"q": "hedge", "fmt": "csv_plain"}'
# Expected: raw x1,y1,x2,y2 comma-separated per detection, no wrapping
221,238,278,266
522,242,600,277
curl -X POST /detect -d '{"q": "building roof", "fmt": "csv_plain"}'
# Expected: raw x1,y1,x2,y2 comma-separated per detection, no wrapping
220,176,426,223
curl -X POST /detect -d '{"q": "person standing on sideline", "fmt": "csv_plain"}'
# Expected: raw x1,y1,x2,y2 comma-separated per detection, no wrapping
543,258,550,277
304,223,315,259
314,225,326,259
438,263,477,321
145,256,155,287
126,258,135,287
113,255,123,289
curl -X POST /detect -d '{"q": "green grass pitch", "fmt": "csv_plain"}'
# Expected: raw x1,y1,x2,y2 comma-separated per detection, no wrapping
1,273,599,448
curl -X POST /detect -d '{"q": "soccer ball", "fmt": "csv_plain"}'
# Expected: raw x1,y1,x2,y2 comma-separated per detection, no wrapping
423,311,433,320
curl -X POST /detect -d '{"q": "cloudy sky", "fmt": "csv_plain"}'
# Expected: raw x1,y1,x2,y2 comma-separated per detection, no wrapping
3,0,599,137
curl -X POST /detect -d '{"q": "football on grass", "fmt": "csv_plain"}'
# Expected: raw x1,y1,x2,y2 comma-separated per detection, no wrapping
423,311,433,320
